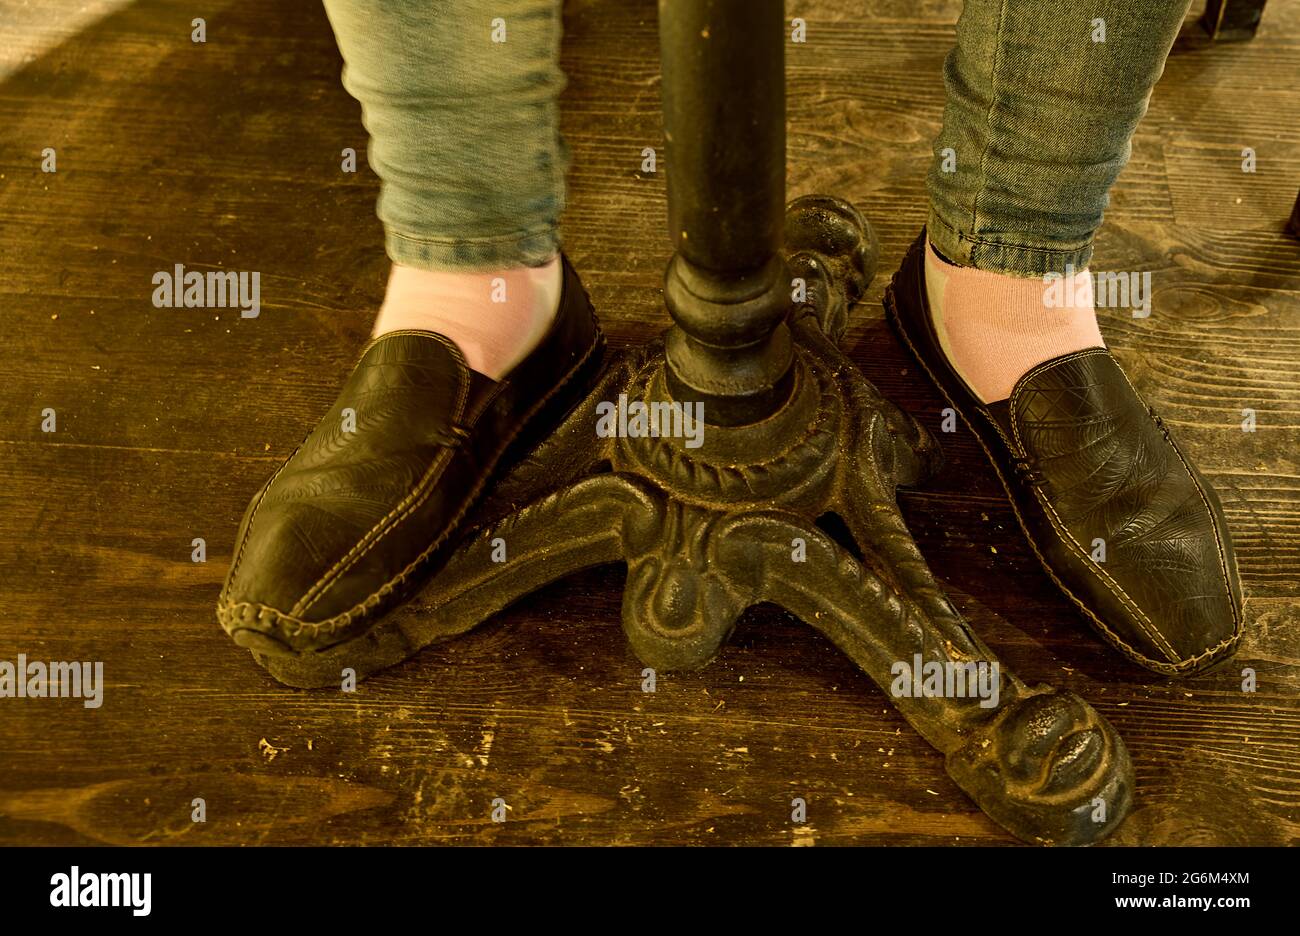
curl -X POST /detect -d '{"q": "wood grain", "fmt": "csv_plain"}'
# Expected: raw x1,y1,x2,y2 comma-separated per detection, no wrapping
0,0,1295,846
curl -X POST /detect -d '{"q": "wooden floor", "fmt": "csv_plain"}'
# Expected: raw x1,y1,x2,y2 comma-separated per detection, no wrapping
0,0,1296,846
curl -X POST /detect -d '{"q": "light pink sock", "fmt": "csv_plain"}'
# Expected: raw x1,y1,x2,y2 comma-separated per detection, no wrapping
372,256,563,381
924,240,1105,404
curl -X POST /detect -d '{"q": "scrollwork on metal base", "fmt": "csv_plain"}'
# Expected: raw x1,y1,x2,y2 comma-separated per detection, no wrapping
252,196,1134,846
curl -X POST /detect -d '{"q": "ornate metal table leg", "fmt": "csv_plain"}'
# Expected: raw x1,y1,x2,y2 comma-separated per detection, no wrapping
1200,0,1268,41
246,0,1135,845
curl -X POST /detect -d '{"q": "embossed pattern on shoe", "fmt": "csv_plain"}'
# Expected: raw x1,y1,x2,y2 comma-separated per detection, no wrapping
1009,349,1239,664
222,331,468,629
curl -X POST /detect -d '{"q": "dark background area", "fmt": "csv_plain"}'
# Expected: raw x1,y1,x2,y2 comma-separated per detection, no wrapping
0,0,1296,845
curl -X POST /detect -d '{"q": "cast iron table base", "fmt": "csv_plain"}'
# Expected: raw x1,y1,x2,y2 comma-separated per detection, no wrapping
250,196,1135,846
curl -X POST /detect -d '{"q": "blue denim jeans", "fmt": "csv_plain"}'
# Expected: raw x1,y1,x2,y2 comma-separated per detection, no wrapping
926,0,1192,275
322,0,566,270
324,0,1190,276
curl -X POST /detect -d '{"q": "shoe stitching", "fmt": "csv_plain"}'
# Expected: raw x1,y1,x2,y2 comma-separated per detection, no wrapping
887,279,1236,673
1108,358,1243,640
1006,349,1181,663
219,298,605,649
1016,353,1241,654
220,323,601,645
1009,347,1110,396
884,255,1239,674
908,244,1169,658
977,408,1016,451
223,445,302,599
291,331,470,617
223,328,464,612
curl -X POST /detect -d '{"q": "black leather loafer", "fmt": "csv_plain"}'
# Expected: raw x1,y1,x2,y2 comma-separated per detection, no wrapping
217,254,603,656
885,230,1243,675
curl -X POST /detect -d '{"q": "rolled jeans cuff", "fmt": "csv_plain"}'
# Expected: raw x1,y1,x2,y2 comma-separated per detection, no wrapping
386,225,561,271
925,207,1095,278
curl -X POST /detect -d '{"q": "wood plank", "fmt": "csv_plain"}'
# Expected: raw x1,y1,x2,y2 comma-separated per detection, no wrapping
0,0,1296,846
